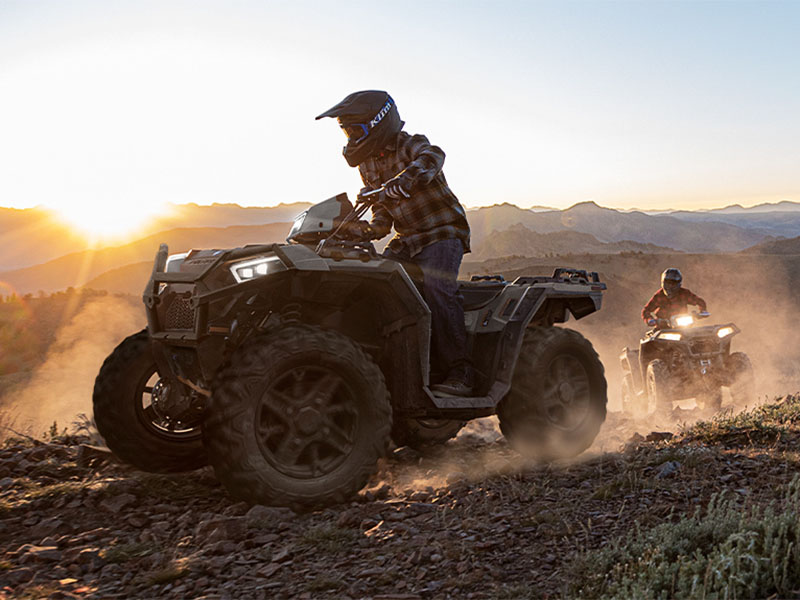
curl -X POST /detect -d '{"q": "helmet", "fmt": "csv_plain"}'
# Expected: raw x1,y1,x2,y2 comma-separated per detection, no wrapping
316,90,404,167
661,268,682,297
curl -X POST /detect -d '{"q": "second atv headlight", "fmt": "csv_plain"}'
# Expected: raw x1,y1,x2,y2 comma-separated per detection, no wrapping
659,332,682,341
230,255,286,283
717,326,735,338
675,315,694,327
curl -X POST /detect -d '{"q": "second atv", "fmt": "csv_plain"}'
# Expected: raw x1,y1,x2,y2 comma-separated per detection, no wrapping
620,312,754,418
94,189,609,510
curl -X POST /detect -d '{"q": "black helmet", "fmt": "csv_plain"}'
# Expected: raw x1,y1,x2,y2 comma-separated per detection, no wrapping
316,90,404,167
661,268,682,297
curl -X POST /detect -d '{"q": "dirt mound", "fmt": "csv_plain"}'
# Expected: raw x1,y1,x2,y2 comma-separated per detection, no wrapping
3,398,800,598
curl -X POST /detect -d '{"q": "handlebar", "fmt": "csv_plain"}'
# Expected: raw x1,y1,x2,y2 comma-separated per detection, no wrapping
356,186,386,204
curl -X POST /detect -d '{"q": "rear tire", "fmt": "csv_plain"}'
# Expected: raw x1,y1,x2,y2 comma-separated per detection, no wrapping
727,352,755,406
92,330,207,473
203,325,391,510
497,327,607,460
391,418,465,450
645,359,671,419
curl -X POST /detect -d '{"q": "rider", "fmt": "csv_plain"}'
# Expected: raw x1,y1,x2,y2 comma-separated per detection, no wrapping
316,90,473,396
642,268,707,328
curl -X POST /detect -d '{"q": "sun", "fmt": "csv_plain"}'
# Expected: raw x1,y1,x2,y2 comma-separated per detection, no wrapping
45,200,172,244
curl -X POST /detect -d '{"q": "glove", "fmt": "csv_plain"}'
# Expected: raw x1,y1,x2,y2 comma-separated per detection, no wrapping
384,173,412,199
646,318,657,327
342,220,374,241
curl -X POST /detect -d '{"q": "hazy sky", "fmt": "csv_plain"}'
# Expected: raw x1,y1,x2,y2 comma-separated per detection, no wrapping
1,0,798,219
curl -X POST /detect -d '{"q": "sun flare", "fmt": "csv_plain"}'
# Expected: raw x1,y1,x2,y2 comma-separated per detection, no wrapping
46,200,171,243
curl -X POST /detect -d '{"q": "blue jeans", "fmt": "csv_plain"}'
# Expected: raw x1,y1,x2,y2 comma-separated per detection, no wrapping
384,239,471,383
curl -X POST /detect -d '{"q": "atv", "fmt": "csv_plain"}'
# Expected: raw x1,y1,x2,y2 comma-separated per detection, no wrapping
619,312,754,418
93,189,608,509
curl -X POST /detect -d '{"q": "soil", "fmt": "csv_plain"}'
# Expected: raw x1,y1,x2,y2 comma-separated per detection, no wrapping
2,403,799,599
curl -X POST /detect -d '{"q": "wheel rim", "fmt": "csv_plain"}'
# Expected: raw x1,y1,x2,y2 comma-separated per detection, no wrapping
540,354,592,431
135,367,203,439
256,365,358,479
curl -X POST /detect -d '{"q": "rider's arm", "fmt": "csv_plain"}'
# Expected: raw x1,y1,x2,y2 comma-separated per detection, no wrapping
368,205,393,239
389,134,446,193
642,292,660,323
685,289,707,312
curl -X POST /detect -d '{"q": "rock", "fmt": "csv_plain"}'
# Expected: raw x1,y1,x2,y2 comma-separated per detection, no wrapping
99,493,137,513
0,476,14,490
656,461,681,479
6,567,34,584
646,431,674,442
195,517,247,542
23,545,63,562
244,505,294,527
31,517,65,538
257,563,283,578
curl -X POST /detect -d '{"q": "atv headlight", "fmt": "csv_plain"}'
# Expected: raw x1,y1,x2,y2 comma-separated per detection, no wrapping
675,315,694,327
287,212,307,239
229,255,286,283
165,252,189,273
659,332,682,341
717,326,735,338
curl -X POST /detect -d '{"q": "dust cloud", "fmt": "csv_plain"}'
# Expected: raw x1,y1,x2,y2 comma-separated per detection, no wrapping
0,297,144,439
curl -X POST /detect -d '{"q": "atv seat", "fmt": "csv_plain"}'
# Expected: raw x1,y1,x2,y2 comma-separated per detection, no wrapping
458,280,507,310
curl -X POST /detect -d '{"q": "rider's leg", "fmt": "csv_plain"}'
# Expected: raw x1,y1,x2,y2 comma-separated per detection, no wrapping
411,239,473,395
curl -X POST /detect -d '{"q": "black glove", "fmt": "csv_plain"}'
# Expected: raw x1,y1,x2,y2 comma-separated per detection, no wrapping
341,220,374,241
384,173,412,199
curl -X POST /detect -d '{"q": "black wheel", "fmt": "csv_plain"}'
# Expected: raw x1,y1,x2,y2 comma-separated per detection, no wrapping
727,352,755,406
497,327,607,460
203,325,391,510
391,418,465,450
621,373,655,417
93,330,207,472
645,359,672,418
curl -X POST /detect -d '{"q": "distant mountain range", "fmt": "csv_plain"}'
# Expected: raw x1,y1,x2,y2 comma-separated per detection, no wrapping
3,198,800,295
472,224,677,260
467,201,772,252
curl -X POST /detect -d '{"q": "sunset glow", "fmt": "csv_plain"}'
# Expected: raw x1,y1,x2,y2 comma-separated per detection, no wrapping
45,199,172,243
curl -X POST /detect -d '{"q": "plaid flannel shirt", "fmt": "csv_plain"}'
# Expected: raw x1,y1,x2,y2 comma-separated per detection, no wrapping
641,287,707,323
358,131,471,257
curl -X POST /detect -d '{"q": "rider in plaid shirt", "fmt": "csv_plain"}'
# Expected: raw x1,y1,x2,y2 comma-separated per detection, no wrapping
317,90,473,396
642,268,707,326
358,132,471,258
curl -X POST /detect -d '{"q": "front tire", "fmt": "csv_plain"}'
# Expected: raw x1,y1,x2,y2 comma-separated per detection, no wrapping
92,330,207,473
646,359,672,419
497,327,607,460
727,352,755,406
203,325,392,510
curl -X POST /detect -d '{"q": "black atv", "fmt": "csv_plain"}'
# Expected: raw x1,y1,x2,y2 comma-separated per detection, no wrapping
619,312,754,418
93,189,609,509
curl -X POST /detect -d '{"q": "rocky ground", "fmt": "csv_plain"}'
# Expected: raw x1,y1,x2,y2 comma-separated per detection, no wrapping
2,400,800,599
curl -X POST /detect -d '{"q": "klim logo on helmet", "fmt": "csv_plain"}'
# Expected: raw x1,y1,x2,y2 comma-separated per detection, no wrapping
369,100,393,129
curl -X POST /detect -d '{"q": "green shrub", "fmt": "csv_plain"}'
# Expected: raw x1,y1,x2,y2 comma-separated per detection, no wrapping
570,476,800,599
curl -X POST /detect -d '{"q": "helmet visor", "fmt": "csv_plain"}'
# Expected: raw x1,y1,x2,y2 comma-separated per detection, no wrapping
340,122,370,143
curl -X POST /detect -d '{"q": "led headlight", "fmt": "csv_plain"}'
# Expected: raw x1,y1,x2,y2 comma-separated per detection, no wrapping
287,212,308,239
717,326,735,338
165,252,189,273
659,332,682,341
675,315,694,327
229,255,286,283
